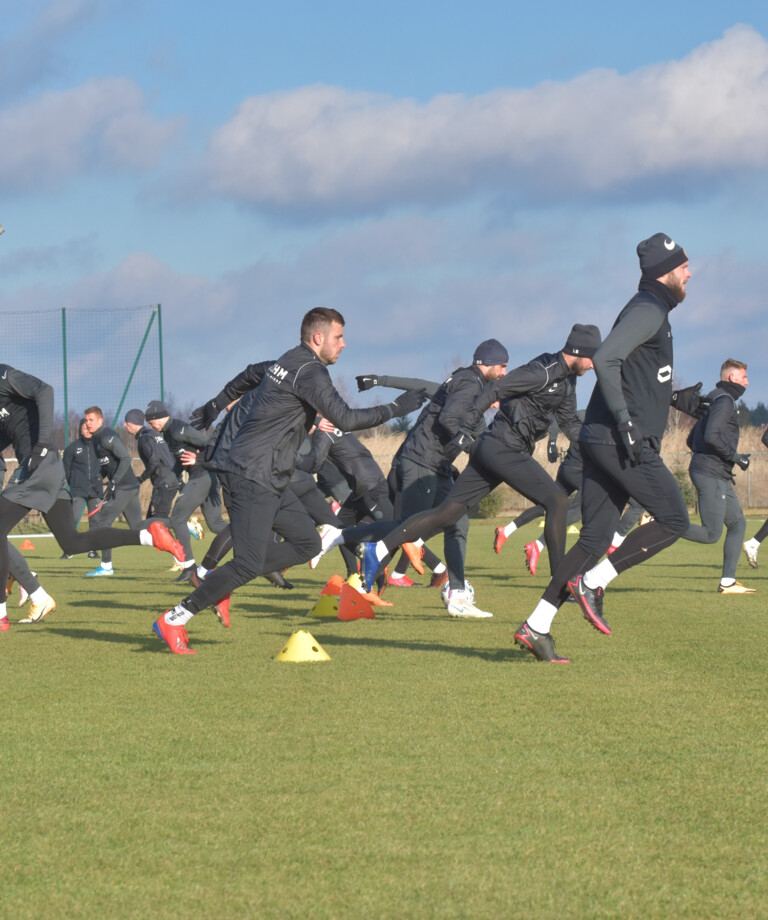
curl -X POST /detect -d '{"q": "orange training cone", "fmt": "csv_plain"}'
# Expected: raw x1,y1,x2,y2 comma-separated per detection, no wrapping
337,583,375,621
19,539,35,550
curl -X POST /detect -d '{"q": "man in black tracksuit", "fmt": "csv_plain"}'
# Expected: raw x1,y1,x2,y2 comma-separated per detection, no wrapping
357,324,601,618
743,425,768,568
153,307,427,654
62,418,103,526
387,338,509,593
123,409,179,518
0,368,183,630
517,232,693,662
144,401,227,582
84,405,144,576
684,359,754,594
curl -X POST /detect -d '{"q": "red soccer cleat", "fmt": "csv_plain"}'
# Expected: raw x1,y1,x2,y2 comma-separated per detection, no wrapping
525,542,541,576
148,521,185,562
388,573,416,587
214,594,231,628
494,527,508,555
0,616,10,632
152,613,196,654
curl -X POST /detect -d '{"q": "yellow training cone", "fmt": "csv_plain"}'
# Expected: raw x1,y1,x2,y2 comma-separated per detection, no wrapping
275,630,331,663
309,594,340,618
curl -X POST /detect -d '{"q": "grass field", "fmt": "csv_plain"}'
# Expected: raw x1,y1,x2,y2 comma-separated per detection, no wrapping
2,520,766,919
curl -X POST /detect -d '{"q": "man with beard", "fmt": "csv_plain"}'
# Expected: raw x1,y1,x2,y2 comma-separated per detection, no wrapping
516,233,695,662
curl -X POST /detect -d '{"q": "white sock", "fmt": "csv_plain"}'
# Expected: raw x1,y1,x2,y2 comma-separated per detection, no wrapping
584,558,618,591
183,560,195,569
745,538,759,551
100,561,113,571
611,532,625,548
535,539,544,551
139,529,153,546
720,577,735,587
0,602,6,618
504,522,517,538
197,565,209,579
527,599,558,634
432,563,446,574
375,541,389,562
164,604,194,626
30,587,48,604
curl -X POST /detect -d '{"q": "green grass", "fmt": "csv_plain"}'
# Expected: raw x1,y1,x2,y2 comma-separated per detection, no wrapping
2,521,766,919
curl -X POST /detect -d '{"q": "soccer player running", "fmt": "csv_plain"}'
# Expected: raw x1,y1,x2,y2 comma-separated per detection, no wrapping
516,233,694,662
152,307,427,654
123,408,180,519
356,324,601,616
0,365,184,631
683,359,755,594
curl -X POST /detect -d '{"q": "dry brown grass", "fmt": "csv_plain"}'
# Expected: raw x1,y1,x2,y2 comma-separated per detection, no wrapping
359,423,768,514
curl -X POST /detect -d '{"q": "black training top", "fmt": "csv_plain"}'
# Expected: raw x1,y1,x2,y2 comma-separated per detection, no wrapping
0,364,54,464
581,279,677,451
219,343,398,494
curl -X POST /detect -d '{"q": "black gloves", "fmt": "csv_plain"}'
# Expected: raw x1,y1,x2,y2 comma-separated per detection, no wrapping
617,420,643,465
191,387,230,430
106,479,117,499
735,453,750,471
356,375,379,392
28,443,50,472
190,397,222,431
391,388,428,416
446,430,475,454
547,439,558,464
671,382,711,419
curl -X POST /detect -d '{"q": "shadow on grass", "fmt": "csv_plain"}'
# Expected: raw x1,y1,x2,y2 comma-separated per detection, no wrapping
270,630,534,663
39,625,218,652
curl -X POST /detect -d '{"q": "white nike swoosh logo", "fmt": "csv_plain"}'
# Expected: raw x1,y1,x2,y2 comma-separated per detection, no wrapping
627,433,636,444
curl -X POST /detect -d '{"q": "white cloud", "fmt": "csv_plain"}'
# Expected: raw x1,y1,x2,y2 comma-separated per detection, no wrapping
0,78,183,190
199,25,768,214
0,0,104,102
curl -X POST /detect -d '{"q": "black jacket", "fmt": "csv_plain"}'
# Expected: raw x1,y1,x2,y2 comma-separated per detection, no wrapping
160,418,210,481
0,364,55,465
217,343,399,494
581,280,677,450
474,352,582,455
63,435,102,499
91,424,140,491
135,427,179,488
398,365,488,475
689,381,744,480
296,428,385,497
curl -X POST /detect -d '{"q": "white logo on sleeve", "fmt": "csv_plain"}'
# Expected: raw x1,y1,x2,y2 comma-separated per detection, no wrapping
657,365,672,383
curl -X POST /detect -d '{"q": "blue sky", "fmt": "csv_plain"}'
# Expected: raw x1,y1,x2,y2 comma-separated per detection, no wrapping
3,0,768,416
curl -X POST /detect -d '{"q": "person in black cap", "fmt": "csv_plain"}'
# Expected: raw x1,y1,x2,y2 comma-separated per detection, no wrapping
516,232,695,662
123,408,180,519
356,324,601,617
383,338,509,595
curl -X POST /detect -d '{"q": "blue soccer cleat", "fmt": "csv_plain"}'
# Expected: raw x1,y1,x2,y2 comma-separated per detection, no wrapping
358,542,381,593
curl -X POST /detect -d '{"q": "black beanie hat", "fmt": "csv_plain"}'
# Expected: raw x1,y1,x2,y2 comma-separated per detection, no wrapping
637,233,688,279
563,323,602,358
473,338,509,366
124,408,144,426
145,400,169,421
